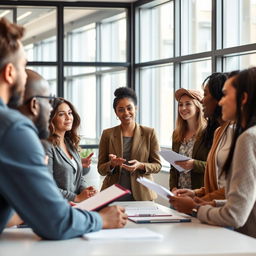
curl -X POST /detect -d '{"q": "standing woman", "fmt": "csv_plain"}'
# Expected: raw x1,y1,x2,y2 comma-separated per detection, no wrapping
44,97,96,203
98,87,162,201
169,89,207,191
173,73,231,202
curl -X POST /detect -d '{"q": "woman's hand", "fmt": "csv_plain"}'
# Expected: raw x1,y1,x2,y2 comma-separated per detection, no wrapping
172,188,195,198
82,153,94,168
121,160,145,172
74,186,97,202
174,159,194,170
109,154,126,168
169,195,197,214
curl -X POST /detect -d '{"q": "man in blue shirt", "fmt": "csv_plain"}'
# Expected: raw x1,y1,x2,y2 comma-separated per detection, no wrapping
0,18,127,240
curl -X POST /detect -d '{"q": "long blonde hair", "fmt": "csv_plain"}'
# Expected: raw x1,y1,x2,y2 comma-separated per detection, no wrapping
173,97,206,142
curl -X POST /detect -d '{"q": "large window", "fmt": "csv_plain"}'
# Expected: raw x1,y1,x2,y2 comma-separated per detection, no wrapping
135,0,256,155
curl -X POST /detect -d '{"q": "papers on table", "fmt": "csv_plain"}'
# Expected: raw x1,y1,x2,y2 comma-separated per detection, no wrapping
159,149,191,172
83,228,163,240
136,177,174,200
76,184,130,211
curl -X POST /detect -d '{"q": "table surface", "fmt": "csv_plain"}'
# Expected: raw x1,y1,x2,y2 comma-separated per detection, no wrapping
1,202,256,256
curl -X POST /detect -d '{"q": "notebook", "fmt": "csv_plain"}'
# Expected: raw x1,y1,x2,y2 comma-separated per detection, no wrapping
76,184,130,211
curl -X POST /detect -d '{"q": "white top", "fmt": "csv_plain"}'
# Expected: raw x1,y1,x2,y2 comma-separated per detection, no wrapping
70,157,78,171
215,124,233,188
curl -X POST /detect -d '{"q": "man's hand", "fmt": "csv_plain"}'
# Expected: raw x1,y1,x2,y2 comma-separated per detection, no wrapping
82,153,94,168
121,160,144,172
99,206,128,229
169,195,197,214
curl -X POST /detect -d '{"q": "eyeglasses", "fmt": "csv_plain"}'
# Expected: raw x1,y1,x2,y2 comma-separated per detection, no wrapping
24,95,56,106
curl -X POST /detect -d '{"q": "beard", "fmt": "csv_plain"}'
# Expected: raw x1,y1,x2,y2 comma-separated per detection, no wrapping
8,90,23,109
35,109,50,140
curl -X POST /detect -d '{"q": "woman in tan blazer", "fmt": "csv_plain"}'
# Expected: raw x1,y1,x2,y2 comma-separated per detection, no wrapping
98,87,162,201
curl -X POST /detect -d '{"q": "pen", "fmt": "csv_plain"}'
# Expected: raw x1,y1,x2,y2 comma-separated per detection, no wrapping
137,214,155,217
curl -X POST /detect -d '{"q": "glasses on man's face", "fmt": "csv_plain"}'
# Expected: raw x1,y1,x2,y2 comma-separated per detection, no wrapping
24,95,56,107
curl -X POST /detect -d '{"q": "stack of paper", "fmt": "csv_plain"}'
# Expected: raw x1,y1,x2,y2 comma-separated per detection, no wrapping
83,228,163,240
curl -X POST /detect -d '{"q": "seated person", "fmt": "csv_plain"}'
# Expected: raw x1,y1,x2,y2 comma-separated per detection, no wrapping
44,97,96,203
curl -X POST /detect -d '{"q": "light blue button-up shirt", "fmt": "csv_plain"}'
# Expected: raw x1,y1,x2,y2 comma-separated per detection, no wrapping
0,98,102,239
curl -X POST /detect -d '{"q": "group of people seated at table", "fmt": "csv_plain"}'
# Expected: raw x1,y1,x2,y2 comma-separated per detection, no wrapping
1,17,256,240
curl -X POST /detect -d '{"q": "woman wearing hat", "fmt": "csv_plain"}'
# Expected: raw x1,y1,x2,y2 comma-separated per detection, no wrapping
169,88,209,191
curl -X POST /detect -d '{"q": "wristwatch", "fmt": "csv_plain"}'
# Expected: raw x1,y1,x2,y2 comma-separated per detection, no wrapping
191,205,200,218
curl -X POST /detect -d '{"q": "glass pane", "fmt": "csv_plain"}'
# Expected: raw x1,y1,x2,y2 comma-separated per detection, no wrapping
64,67,97,142
139,64,173,147
101,70,127,131
181,0,211,55
0,8,14,22
181,59,211,91
18,6,57,61
27,66,57,96
139,1,173,62
223,0,256,48
64,67,127,143
64,8,127,62
223,52,256,71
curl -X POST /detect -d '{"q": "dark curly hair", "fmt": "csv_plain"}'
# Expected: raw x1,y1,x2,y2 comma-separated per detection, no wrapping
113,87,137,111
48,97,81,150
201,72,228,148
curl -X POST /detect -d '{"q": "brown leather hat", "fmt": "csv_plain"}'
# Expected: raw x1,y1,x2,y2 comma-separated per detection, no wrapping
175,88,203,102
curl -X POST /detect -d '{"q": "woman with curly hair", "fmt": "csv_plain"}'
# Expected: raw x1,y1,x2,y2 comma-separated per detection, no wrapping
44,97,96,202
98,87,162,201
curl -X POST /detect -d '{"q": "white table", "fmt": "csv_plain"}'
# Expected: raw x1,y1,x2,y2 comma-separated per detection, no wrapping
1,202,256,256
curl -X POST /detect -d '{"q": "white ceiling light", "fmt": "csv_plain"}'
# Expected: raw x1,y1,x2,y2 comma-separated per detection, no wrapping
17,11,32,21
0,10,10,18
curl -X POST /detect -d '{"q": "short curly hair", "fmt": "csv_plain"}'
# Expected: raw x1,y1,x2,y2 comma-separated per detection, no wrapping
113,87,137,110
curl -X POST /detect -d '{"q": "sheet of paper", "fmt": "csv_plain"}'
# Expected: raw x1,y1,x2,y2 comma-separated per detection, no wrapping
83,228,163,240
160,149,191,172
110,201,172,216
76,184,130,211
128,216,191,223
137,177,174,200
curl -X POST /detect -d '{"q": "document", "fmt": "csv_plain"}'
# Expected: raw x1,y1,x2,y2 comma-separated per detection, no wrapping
159,149,191,172
128,216,191,223
83,228,163,240
110,201,173,216
136,177,174,200
76,184,130,211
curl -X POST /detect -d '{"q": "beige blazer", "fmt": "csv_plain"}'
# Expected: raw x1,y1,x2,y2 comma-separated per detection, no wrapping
97,123,162,200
